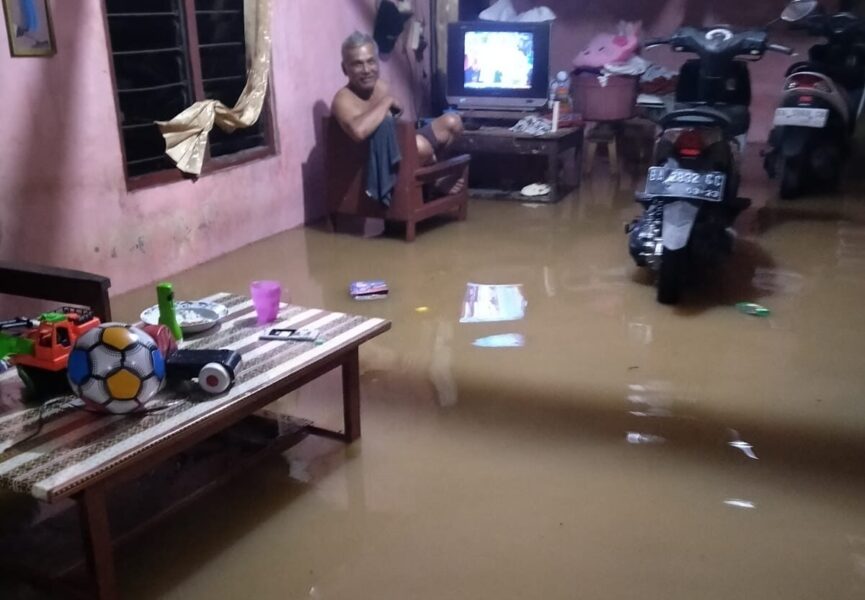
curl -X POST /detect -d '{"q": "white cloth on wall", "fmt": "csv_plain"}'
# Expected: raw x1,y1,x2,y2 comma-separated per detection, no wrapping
479,0,556,22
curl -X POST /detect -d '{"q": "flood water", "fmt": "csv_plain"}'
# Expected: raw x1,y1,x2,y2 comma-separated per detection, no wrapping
81,156,865,598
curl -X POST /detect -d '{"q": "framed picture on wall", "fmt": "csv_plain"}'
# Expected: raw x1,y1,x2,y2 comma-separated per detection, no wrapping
3,0,55,57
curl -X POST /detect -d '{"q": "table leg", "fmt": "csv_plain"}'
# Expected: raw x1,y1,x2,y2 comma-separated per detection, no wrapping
546,147,560,202
573,137,584,189
78,485,118,600
609,136,620,177
342,348,361,442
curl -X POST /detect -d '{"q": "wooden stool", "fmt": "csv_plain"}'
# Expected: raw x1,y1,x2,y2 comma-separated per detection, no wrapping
583,122,620,177
620,118,657,169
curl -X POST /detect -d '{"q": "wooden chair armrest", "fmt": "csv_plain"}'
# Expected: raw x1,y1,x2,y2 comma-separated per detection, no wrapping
0,261,112,321
414,154,471,182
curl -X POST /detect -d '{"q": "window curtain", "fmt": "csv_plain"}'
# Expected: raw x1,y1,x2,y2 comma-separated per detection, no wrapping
156,0,273,176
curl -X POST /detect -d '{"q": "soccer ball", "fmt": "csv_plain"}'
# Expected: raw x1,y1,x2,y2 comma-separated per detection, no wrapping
66,323,166,414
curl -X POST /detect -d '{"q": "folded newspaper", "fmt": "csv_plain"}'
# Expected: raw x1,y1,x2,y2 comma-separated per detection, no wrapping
349,280,389,300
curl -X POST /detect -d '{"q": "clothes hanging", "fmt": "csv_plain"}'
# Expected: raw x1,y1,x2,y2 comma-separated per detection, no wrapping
366,115,402,207
374,0,412,54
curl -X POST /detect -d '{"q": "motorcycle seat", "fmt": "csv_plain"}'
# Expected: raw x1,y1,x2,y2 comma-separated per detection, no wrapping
662,105,749,137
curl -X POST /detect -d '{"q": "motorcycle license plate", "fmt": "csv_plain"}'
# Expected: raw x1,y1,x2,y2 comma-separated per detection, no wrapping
644,167,726,202
773,107,829,128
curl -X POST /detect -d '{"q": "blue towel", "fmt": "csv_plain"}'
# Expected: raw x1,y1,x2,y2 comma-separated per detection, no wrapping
365,115,402,207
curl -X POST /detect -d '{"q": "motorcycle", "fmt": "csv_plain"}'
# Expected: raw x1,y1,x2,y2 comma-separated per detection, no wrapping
763,0,865,198
627,25,792,304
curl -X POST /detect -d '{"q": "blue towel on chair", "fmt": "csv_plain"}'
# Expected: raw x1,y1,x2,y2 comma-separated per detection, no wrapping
365,115,402,207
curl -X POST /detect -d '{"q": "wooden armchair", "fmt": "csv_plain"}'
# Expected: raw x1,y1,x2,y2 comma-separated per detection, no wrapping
0,261,112,321
324,117,470,241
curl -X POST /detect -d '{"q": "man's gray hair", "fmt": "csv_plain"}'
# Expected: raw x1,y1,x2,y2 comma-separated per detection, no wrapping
341,31,378,61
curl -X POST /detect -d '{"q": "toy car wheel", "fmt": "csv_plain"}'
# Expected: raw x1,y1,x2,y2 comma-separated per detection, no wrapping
17,366,37,397
198,363,232,394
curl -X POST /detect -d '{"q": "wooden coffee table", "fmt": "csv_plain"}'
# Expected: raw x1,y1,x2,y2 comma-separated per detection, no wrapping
0,293,390,599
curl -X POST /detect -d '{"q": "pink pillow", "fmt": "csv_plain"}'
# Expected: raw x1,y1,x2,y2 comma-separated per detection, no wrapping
573,22,641,69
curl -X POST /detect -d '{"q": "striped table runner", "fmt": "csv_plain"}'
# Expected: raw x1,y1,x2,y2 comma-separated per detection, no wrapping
0,293,389,502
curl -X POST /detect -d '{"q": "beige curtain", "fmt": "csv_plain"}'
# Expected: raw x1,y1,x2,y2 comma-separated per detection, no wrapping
156,0,273,176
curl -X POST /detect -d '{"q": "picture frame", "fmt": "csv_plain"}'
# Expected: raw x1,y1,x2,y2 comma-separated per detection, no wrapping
3,0,55,57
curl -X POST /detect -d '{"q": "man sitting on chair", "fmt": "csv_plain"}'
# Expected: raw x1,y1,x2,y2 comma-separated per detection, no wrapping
331,31,465,188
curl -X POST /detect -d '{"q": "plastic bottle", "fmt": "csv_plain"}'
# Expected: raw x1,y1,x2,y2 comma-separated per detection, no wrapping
735,302,771,317
548,71,573,112
157,282,183,341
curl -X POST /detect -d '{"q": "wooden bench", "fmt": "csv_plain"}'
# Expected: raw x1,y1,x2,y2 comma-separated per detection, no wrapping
0,261,112,322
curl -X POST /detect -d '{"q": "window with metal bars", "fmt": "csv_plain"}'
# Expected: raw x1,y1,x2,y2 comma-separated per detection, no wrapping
104,0,273,186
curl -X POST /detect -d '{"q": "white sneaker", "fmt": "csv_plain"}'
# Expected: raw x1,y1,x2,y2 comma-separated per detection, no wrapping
521,183,551,197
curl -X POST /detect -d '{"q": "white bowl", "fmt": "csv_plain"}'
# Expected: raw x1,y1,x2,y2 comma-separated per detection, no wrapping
140,301,229,334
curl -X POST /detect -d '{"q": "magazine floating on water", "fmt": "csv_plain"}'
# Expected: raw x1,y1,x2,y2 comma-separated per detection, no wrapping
349,280,389,300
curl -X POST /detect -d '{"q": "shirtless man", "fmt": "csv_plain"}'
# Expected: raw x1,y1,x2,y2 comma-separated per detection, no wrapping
331,31,464,168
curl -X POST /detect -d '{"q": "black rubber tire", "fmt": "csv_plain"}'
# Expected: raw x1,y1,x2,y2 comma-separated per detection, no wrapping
657,247,687,305
17,366,37,397
779,156,800,200
16,366,68,403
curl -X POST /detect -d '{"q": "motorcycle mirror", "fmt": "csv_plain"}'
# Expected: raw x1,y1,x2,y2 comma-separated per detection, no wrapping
781,0,819,23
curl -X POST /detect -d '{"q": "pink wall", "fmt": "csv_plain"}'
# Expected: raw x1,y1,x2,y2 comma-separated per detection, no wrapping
0,0,429,296
541,0,813,141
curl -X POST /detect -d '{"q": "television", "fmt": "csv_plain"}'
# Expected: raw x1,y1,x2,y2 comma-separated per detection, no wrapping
446,21,551,113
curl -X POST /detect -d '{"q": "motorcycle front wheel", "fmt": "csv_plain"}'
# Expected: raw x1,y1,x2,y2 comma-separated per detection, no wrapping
657,247,688,305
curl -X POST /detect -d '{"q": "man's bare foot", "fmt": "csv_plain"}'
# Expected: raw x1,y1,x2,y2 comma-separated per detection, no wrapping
447,177,466,195
435,175,466,196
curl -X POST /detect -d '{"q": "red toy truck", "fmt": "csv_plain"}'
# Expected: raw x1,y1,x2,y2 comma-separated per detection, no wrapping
0,307,101,397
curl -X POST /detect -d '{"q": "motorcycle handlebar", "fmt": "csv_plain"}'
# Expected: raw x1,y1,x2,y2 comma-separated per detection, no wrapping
768,43,794,55
643,38,671,48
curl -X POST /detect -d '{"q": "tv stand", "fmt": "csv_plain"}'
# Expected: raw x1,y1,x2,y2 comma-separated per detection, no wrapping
449,126,584,203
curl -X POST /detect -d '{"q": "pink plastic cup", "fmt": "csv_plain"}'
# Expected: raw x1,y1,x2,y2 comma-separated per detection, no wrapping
250,280,281,324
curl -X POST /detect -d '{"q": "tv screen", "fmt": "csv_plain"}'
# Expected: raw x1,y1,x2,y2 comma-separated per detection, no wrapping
447,21,551,112
463,31,535,90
